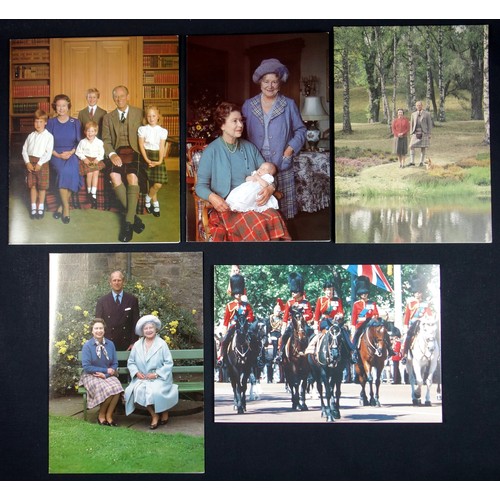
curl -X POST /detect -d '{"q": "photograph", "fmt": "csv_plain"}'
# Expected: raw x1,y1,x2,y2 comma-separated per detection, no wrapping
334,25,492,243
9,35,180,244
48,252,204,474
185,32,331,242
213,264,442,424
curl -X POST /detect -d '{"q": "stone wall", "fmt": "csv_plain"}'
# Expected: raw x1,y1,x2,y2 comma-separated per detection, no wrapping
51,252,203,333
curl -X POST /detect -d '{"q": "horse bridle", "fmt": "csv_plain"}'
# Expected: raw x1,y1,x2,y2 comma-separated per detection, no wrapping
413,320,437,360
317,322,342,367
364,319,387,358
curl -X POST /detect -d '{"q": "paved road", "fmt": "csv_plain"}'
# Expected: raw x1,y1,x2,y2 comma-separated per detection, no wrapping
214,380,442,424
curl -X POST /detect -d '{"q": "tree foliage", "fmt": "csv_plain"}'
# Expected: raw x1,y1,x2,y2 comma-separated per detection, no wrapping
334,25,487,124
214,265,439,323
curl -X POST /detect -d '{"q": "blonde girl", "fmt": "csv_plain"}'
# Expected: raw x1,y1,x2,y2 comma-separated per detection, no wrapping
138,105,168,217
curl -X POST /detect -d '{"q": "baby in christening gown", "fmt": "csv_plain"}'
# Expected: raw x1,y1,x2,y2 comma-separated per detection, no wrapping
226,162,279,213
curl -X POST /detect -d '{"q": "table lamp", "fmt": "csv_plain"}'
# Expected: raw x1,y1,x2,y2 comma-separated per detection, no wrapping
301,96,329,151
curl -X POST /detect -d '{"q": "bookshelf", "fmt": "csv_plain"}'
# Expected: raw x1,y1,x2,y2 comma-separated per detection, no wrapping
10,38,51,143
142,36,179,157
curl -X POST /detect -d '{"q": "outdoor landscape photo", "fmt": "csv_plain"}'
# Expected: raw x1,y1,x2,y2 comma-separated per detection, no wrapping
334,25,491,243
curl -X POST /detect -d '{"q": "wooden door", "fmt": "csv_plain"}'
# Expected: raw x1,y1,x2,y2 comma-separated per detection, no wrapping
51,38,137,116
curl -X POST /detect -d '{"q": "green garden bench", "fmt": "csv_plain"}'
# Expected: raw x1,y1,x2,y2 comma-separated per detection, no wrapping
77,348,204,420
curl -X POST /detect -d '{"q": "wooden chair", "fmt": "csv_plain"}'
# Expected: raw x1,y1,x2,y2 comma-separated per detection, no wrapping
187,145,284,241
187,145,212,241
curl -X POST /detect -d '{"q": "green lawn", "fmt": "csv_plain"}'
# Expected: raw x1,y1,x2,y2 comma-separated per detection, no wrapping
49,415,204,474
334,85,473,123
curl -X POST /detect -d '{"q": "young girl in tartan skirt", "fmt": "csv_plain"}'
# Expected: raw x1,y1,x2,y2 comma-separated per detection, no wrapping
138,105,168,217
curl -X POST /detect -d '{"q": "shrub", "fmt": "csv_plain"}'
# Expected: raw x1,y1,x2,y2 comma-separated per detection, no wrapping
50,278,201,396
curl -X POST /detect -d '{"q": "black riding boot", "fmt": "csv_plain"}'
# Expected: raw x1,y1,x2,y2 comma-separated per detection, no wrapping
385,333,396,357
342,329,358,363
275,332,289,362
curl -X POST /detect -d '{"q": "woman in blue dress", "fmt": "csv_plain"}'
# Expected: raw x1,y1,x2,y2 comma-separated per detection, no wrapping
46,94,82,224
242,59,306,220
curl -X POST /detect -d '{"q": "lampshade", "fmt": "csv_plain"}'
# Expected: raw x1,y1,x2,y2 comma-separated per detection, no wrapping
301,96,329,121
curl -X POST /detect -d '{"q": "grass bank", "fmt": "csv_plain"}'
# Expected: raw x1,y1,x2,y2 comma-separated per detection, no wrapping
49,415,204,474
334,120,491,200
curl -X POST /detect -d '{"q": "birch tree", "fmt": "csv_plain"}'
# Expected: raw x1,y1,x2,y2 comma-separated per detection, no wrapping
483,25,490,145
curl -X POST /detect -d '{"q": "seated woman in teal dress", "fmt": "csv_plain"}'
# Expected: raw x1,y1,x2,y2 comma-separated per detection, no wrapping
124,315,178,429
195,102,290,241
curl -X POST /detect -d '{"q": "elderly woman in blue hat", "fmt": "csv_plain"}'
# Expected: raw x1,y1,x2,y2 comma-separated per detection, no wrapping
124,314,179,429
242,58,306,220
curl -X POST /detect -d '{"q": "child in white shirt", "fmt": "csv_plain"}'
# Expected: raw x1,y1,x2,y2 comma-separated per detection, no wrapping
226,162,279,213
76,121,105,208
138,105,168,217
21,109,54,219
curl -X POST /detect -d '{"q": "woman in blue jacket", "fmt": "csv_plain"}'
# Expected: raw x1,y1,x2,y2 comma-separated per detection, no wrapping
79,318,123,426
242,59,306,219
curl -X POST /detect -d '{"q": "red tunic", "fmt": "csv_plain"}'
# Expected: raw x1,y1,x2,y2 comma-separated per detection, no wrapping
351,299,379,329
313,296,344,324
403,298,433,327
223,299,254,328
283,297,313,324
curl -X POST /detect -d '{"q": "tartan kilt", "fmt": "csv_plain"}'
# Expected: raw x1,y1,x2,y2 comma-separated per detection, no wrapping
79,373,124,409
79,158,106,176
26,161,49,190
208,208,291,242
142,149,168,184
410,133,431,149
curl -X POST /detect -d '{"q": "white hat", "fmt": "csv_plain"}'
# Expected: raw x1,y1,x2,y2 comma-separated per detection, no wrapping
135,314,162,336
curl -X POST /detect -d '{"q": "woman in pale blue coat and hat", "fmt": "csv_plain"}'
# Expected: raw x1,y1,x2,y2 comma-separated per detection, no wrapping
125,314,179,429
242,58,306,219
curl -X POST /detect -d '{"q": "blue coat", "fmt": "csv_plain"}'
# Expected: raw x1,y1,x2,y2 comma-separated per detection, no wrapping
242,93,306,171
124,336,179,415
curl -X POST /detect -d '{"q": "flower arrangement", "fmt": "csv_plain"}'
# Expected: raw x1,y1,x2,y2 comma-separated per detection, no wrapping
50,278,201,396
187,87,222,141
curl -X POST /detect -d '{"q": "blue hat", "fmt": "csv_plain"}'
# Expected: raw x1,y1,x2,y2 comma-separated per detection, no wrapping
253,58,289,84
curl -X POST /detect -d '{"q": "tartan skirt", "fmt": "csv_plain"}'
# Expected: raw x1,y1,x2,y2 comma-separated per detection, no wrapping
276,168,297,219
393,136,408,155
142,149,168,184
208,208,291,242
79,373,124,409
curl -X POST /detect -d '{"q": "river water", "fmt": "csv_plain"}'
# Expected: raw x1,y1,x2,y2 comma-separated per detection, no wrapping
335,197,492,243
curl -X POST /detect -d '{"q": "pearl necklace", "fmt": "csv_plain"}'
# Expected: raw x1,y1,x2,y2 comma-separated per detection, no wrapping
221,137,238,154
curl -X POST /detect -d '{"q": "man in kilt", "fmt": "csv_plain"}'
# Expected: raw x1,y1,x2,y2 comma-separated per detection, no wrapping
409,100,432,167
102,85,145,242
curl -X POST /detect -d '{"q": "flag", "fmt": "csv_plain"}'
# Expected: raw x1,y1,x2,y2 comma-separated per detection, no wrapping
342,265,394,293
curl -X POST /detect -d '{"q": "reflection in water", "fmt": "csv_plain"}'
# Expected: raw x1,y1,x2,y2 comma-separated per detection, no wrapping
336,199,492,243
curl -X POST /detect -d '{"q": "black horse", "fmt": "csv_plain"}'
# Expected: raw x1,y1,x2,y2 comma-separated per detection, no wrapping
262,317,283,383
308,319,350,422
225,311,261,414
282,305,311,411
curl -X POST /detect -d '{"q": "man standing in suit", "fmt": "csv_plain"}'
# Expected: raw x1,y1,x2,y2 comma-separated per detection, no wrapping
102,85,145,242
77,88,107,137
409,100,433,167
95,270,140,351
